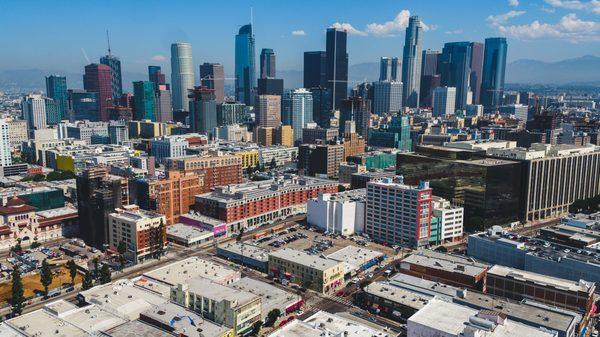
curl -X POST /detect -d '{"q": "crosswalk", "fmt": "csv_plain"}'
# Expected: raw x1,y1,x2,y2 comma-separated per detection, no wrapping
322,293,354,307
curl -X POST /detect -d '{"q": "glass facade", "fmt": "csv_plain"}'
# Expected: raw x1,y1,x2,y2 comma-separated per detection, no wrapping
69,90,99,122
397,148,522,230
45,75,68,120
440,42,472,110
368,115,412,151
100,54,123,102
133,81,156,121
235,24,256,106
481,37,508,111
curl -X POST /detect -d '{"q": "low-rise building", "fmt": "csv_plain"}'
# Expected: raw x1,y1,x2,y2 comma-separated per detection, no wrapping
268,248,344,293
338,161,366,184
431,196,464,244
140,302,234,337
269,310,390,337
229,277,303,318
141,257,241,288
166,222,214,246
108,205,166,264
326,245,385,278
171,277,262,335
216,242,269,272
307,189,366,235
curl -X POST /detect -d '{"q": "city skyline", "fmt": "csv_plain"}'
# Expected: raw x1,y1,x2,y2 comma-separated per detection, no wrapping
1,0,600,78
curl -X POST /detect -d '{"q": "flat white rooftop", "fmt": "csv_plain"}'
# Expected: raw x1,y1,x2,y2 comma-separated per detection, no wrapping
229,277,299,318
142,256,240,286
5,308,88,337
185,277,258,306
269,248,342,271
326,246,384,272
488,265,594,294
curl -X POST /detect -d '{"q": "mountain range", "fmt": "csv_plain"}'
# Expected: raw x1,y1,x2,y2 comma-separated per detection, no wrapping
2,55,599,92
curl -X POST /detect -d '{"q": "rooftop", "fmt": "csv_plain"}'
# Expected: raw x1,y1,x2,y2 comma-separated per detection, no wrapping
326,246,384,273
365,281,430,311
185,277,259,306
229,277,299,318
488,265,595,294
402,250,488,277
141,302,231,337
142,257,239,286
5,308,88,337
269,248,342,271
59,304,127,333
166,223,214,242
219,242,270,262
103,320,175,337
317,189,366,204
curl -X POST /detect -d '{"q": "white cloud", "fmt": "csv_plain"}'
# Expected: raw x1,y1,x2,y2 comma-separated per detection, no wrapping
508,0,520,6
445,29,464,35
544,0,600,14
330,10,434,37
291,30,306,36
330,22,368,36
151,55,167,62
487,10,527,26
494,13,600,42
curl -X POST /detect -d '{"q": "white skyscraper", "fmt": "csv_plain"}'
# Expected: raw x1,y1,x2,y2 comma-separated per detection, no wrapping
373,81,403,115
0,120,11,167
21,94,47,136
432,87,456,117
170,42,195,111
290,88,314,142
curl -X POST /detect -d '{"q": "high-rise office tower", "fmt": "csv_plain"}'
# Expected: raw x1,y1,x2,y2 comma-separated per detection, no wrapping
83,63,112,121
257,95,281,128
469,42,484,105
402,16,423,108
45,75,68,121
148,66,166,86
100,54,123,103
170,42,195,111
288,88,313,142
372,81,403,115
419,74,441,108
432,87,457,117
199,63,225,103
304,51,327,89
421,50,440,76
68,90,99,122
440,42,472,110
260,48,276,79
189,86,218,138
379,57,400,81
339,96,370,139
0,120,10,167
326,28,348,110
481,37,508,111
133,81,156,121
419,50,441,108
22,94,47,136
257,78,284,96
155,84,173,123
310,87,331,128
235,24,256,106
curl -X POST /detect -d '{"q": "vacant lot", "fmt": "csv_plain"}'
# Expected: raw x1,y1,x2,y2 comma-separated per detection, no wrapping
0,266,83,302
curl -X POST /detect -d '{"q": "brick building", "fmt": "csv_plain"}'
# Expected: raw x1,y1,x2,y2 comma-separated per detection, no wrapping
166,153,242,192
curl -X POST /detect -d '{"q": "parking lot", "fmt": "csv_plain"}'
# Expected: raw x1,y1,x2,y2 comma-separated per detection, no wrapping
249,225,398,258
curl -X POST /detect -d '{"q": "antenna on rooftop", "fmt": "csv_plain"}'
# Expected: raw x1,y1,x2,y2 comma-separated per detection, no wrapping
250,7,254,28
106,29,112,56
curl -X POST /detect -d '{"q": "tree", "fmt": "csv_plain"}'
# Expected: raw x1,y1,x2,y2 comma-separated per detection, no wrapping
11,268,25,316
236,228,245,242
265,308,281,327
11,238,22,253
40,259,53,296
92,258,99,277
117,241,127,270
32,174,46,182
82,270,94,290
99,264,111,284
269,158,277,169
250,321,263,336
67,259,78,285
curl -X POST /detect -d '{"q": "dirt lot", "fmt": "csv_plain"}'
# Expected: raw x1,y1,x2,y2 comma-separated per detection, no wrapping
0,266,83,302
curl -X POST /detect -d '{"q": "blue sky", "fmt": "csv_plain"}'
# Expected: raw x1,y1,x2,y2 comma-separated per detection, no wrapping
1,0,599,75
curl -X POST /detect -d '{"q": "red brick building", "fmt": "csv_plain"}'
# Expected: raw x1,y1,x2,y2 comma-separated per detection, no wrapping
166,153,242,193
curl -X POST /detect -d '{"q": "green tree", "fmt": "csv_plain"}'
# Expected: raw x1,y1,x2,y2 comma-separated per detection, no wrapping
92,258,99,277
269,158,277,169
11,268,25,316
11,238,22,253
236,228,245,242
67,259,78,285
40,259,53,296
250,321,263,336
82,270,94,290
99,264,112,284
32,174,46,182
265,308,281,327
30,240,41,249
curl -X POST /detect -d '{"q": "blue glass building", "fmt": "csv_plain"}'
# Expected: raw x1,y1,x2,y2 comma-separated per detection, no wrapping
69,90,99,121
133,81,156,121
440,42,472,110
100,54,123,103
481,37,508,111
235,24,256,106
45,75,68,121
368,115,412,151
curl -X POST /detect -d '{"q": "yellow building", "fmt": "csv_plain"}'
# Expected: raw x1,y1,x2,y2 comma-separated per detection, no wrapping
274,125,294,147
268,248,345,293
255,127,273,146
236,150,259,169
55,155,75,172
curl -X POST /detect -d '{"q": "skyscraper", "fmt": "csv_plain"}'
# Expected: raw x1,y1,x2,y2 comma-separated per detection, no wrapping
189,86,218,138
432,87,457,117
310,87,331,128
45,75,68,121
235,24,256,106
440,42,472,110
155,84,173,123
148,65,166,86
133,81,156,121
481,37,508,111
68,90,99,122
326,27,348,110
83,63,112,121
402,16,423,108
288,88,313,142
379,57,400,81
100,54,123,103
0,120,11,167
199,63,225,103
170,42,195,111
469,42,484,105
339,96,370,139
372,81,403,115
421,50,440,76
256,95,281,128
304,51,327,89
260,48,276,79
